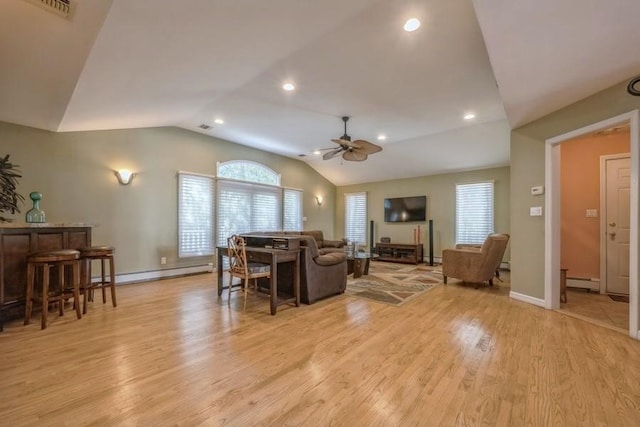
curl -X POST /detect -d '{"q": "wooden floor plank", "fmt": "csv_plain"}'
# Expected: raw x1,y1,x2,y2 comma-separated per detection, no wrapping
1,268,640,426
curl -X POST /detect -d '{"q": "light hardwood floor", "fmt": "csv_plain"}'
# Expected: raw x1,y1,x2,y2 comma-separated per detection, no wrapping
559,288,629,332
1,268,640,426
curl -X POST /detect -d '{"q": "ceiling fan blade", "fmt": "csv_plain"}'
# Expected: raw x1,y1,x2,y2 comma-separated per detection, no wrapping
342,150,368,162
351,139,382,155
323,149,343,160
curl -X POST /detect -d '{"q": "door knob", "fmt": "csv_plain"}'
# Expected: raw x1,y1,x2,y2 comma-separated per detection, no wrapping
609,222,616,227
609,232,616,238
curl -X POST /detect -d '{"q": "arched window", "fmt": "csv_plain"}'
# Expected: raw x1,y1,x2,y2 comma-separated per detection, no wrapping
217,160,280,186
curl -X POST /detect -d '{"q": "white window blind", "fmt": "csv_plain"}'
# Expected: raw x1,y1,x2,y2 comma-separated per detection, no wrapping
345,192,367,245
455,181,494,244
283,188,303,231
216,179,282,247
178,172,215,257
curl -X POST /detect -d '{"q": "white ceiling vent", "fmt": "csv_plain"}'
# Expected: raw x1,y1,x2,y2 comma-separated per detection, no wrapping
23,0,74,19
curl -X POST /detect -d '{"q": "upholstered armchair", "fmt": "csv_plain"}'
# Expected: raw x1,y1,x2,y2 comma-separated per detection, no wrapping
442,233,510,288
298,235,347,303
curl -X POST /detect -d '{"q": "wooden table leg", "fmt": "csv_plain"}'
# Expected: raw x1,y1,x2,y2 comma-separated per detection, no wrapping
294,252,300,307
363,258,371,276
217,251,223,297
270,256,278,315
560,268,568,303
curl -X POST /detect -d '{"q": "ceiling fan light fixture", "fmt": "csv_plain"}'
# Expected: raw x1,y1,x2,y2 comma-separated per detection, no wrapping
377,134,387,141
214,118,224,124
282,82,295,91
404,18,421,32
463,113,476,120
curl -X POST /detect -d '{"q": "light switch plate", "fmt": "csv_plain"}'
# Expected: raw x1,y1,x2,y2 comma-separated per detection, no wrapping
531,186,545,196
530,206,543,216
586,209,598,217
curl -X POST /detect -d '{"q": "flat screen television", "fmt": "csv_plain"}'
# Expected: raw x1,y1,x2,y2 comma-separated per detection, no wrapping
384,196,426,222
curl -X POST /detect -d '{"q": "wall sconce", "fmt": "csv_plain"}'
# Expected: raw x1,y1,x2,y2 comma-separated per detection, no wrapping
315,195,323,206
114,169,136,185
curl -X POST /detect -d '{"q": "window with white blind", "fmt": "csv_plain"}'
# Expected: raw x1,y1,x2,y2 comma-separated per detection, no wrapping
283,188,303,231
455,181,494,244
178,172,215,257
216,179,282,247
345,192,367,245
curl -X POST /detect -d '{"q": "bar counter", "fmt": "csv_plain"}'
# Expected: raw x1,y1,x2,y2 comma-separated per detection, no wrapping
0,223,94,330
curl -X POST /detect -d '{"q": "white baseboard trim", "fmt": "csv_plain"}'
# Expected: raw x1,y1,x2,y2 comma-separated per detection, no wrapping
509,291,546,308
108,263,213,285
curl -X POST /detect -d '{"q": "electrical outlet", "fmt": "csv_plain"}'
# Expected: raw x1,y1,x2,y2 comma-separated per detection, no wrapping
530,206,543,216
160,256,167,265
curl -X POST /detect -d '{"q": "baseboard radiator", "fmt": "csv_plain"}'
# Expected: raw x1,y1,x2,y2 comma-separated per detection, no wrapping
94,263,214,285
566,277,600,292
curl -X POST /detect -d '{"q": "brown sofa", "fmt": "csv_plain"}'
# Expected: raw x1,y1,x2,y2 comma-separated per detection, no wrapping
298,230,347,255
442,233,510,288
240,230,347,303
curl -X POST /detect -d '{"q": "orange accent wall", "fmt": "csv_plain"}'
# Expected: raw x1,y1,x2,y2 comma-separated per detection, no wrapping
560,130,629,279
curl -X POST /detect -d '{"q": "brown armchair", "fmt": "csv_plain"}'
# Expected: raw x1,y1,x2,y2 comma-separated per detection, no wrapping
442,233,510,288
298,236,347,303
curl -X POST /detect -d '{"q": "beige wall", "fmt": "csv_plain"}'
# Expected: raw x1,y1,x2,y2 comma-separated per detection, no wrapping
511,79,640,299
561,130,630,279
335,167,510,260
0,121,336,274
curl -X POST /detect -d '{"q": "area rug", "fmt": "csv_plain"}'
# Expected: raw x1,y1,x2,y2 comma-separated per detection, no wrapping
609,294,630,303
345,262,443,306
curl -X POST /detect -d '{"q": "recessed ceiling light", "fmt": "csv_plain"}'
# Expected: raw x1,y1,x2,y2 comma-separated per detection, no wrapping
404,18,421,32
313,150,321,155
282,82,295,91
377,135,387,141
214,118,224,125
463,113,476,120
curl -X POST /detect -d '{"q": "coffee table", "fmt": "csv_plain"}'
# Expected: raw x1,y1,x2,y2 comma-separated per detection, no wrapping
347,252,378,278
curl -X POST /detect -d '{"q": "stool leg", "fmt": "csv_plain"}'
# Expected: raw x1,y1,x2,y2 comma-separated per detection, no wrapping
73,260,82,320
24,263,35,325
58,264,65,317
41,263,50,330
81,258,89,314
99,258,105,303
109,256,117,307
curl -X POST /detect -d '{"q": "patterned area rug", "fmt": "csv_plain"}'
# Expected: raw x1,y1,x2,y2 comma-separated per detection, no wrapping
346,262,443,306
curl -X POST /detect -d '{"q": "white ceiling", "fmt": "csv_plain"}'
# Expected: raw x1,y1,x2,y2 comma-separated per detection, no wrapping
1,0,639,185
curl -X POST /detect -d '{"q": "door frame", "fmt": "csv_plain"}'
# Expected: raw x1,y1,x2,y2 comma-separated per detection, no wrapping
600,153,631,295
545,110,639,340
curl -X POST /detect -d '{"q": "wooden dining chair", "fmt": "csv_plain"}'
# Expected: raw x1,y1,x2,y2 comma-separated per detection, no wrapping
227,235,271,311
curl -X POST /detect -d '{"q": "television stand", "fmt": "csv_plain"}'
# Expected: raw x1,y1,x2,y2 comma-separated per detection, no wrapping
374,243,423,265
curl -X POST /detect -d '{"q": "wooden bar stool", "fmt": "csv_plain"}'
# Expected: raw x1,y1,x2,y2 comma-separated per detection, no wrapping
79,246,117,314
24,249,82,330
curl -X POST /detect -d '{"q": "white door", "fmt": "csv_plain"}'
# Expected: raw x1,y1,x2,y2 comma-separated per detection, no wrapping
604,156,631,295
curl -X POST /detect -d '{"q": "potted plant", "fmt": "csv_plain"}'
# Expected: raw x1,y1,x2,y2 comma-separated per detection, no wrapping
0,154,24,222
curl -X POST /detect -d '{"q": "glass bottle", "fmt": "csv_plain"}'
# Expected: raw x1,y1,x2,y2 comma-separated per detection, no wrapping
26,192,46,223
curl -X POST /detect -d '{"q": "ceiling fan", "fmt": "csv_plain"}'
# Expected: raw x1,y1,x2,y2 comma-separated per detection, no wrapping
320,116,382,162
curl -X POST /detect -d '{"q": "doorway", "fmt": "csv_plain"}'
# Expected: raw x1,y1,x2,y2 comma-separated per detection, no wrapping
544,110,640,340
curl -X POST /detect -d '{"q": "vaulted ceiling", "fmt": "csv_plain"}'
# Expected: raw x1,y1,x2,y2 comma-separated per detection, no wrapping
1,0,639,185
